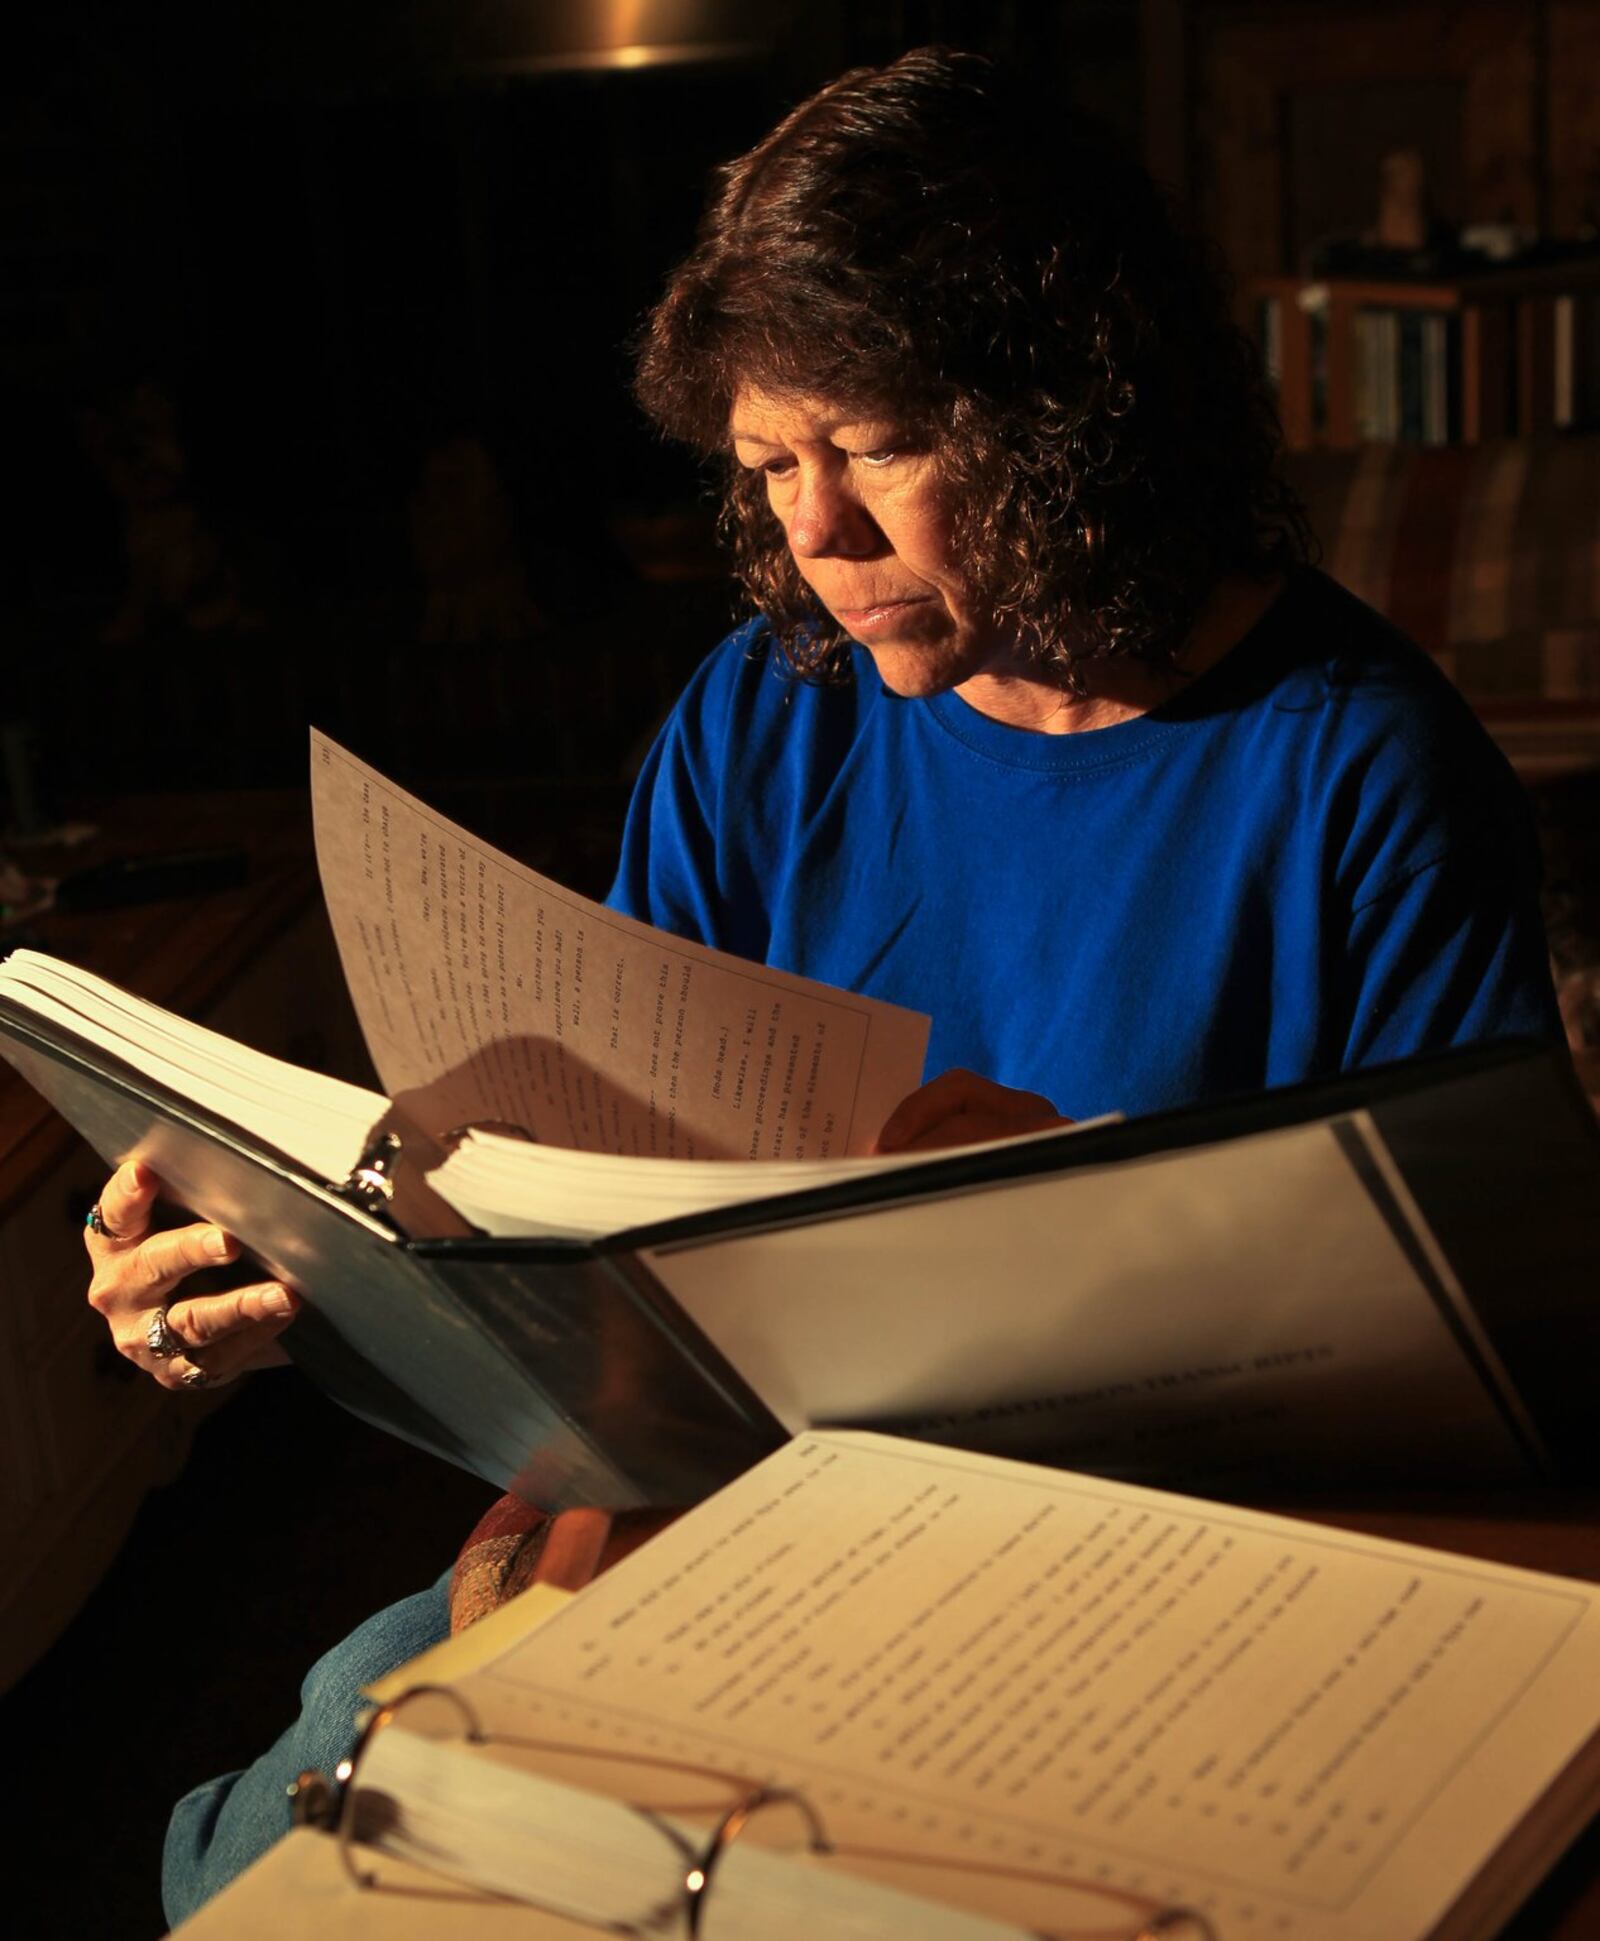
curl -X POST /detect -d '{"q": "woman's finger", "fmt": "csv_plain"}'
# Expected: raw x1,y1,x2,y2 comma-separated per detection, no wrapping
883,1109,995,1154
874,1069,1067,1153
127,1223,240,1295
84,1158,161,1250
111,1281,300,1391
165,1281,300,1349
165,1333,296,1394
128,1338,290,1393
873,1068,985,1152
86,1220,239,1319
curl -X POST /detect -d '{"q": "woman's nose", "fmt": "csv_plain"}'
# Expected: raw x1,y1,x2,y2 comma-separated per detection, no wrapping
787,472,879,559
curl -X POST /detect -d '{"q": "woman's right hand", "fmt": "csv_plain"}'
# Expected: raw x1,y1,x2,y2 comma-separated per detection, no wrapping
84,1160,302,1390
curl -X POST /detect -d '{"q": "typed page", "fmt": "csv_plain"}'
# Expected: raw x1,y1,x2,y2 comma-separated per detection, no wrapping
462,1432,1600,1941
311,733,929,1159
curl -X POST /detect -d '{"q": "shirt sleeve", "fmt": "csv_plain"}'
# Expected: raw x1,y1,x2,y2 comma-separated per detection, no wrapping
1317,642,1565,1070
604,625,775,965
1341,846,1563,1068
605,708,721,941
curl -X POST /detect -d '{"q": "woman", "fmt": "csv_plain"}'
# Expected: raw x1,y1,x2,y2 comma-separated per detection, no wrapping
83,48,1559,1923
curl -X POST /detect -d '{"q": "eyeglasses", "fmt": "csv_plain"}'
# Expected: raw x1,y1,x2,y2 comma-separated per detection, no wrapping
292,1682,1219,1941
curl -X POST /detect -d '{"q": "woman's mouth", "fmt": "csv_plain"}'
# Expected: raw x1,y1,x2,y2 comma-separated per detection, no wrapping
834,597,932,637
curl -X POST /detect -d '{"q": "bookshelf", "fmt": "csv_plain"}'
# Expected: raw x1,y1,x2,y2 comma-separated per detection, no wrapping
1255,257,1600,450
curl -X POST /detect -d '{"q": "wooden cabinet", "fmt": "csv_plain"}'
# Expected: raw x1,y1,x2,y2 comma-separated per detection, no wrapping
0,794,368,1692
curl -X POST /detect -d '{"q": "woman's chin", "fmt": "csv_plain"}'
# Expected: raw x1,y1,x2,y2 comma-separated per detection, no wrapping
858,638,964,698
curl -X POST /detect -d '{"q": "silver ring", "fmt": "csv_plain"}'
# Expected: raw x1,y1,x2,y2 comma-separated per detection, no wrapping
181,1366,211,1390
146,1305,189,1360
85,1203,110,1236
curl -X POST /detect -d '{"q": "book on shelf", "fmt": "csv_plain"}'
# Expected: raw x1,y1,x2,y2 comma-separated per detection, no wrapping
1553,290,1600,430
1256,263,1600,446
1351,306,1459,445
1,736,1597,1510
170,1430,1600,1941
1421,312,1454,444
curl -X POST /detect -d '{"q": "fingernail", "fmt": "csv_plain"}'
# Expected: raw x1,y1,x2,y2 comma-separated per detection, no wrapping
263,1287,294,1316
204,1229,231,1258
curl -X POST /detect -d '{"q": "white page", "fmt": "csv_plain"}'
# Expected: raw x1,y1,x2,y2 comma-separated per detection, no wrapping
311,733,929,1160
428,1115,1116,1240
0,950,384,1186
456,1432,1600,1941
639,1114,1537,1485
167,1827,601,1939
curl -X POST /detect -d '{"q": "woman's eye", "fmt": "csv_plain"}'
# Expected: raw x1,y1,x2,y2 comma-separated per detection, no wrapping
760,457,797,479
857,448,898,467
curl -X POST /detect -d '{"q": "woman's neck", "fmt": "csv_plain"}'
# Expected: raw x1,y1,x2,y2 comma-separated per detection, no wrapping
954,571,1286,734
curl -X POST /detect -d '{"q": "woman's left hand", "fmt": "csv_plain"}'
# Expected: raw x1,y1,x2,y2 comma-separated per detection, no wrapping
872,1068,1071,1154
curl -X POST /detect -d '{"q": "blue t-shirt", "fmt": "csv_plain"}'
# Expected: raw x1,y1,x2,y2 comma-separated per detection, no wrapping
608,568,1559,1122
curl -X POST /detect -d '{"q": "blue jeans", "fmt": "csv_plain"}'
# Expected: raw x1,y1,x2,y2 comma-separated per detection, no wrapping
161,1569,453,1928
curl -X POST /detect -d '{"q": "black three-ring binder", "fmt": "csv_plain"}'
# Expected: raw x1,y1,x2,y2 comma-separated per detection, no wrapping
3,982,1598,1507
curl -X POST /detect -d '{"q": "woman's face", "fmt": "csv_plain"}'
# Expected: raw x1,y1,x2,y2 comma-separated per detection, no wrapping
730,386,1020,697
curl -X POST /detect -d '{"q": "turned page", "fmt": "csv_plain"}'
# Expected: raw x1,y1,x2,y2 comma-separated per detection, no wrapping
310,732,929,1160
451,1432,1600,1941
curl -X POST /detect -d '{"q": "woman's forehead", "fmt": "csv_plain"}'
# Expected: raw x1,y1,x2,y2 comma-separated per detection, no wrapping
728,385,902,445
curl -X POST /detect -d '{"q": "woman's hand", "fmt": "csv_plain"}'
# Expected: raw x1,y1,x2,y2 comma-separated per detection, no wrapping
872,1068,1071,1155
84,1160,301,1390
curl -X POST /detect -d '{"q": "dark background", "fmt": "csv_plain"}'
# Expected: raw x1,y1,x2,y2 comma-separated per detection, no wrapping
2,4,1597,1938
0,1,1140,833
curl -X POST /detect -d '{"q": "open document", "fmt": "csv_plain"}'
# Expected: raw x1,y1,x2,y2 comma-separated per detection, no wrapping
311,731,929,1161
292,1433,1600,1941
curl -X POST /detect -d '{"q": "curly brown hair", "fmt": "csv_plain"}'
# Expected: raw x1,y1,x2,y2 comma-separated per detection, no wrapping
634,46,1310,689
